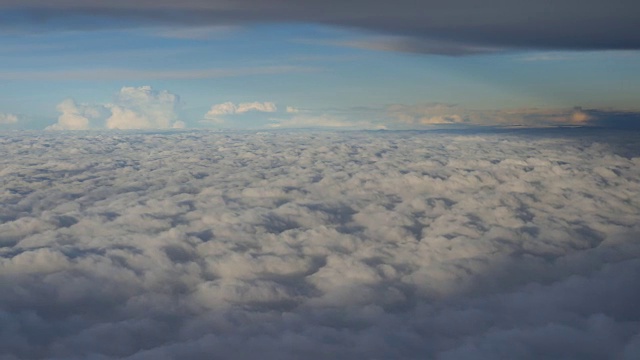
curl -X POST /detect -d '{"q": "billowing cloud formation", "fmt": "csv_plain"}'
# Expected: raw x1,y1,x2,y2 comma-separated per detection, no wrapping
1,0,639,55
0,112,18,124
107,86,182,129
205,101,277,123
1,129,639,359
47,86,184,130
387,103,638,127
46,99,104,130
203,103,383,129
206,101,277,116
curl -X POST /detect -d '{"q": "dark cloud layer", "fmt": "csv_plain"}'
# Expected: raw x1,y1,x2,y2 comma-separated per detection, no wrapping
1,129,639,359
1,0,639,54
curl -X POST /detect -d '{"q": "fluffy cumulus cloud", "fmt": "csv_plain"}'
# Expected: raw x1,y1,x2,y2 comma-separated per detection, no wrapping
387,103,636,128
106,86,183,129
204,103,382,129
46,99,105,130
1,129,639,359
204,101,277,123
0,113,19,125
1,1,639,55
47,86,184,130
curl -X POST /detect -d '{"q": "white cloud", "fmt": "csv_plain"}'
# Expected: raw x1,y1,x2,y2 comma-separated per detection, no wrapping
0,130,639,359
205,101,277,119
46,98,104,130
205,101,237,117
204,101,278,124
286,106,300,113
47,86,184,130
106,86,182,130
235,102,277,114
0,113,18,124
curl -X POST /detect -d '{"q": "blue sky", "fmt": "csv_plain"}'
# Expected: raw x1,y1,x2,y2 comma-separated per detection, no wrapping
1,1,640,130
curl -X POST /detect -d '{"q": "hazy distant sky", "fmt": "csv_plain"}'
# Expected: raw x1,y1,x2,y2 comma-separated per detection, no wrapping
1,0,639,129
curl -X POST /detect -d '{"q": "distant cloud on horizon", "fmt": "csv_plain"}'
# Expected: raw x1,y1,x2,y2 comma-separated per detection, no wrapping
0,112,19,124
47,86,184,130
387,103,640,129
41,85,640,131
204,101,278,124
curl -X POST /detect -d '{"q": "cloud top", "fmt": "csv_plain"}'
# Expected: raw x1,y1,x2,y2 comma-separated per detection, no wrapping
47,86,183,130
0,113,19,124
206,101,277,117
1,129,639,359
46,99,103,130
106,86,182,129
204,101,278,124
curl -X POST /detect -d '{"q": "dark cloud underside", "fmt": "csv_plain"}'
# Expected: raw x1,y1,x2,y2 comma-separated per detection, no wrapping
1,0,639,54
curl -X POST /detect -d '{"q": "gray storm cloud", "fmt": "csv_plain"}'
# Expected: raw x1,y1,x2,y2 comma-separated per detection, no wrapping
1,0,639,55
1,129,639,359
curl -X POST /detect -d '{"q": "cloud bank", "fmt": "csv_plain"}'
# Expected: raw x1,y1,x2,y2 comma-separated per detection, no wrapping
47,86,184,130
204,101,278,124
387,103,640,128
106,86,183,129
1,129,639,359
1,1,639,55
46,99,104,131
45,92,640,130
0,112,18,124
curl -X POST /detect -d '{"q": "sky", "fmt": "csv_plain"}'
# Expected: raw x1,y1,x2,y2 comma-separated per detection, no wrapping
1,0,640,129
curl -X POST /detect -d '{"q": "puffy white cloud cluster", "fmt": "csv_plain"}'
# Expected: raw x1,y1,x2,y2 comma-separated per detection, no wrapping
46,99,105,131
204,101,278,125
203,102,377,129
106,86,183,130
0,113,19,125
47,86,184,130
1,129,639,359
